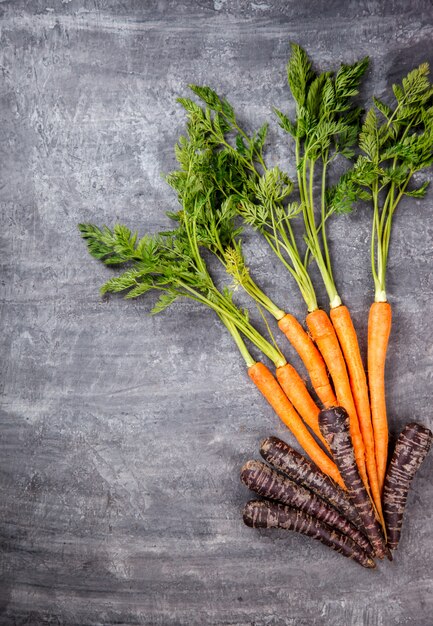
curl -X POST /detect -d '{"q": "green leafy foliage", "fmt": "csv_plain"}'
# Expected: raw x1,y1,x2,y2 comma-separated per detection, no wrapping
287,43,315,107
78,223,140,264
180,78,317,309
274,107,297,137
404,180,429,198
151,291,179,314
327,170,370,215
373,97,392,120
255,167,293,206
182,84,266,167
274,45,370,305
169,86,306,285
334,57,370,104
279,45,369,164
80,214,216,308
359,108,380,161
349,63,433,194
338,63,433,297
188,84,235,122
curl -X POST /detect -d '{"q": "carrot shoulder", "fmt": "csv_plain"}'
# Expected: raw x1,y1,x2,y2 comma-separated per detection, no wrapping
306,309,368,491
278,313,336,408
248,362,343,488
368,301,392,492
330,304,383,524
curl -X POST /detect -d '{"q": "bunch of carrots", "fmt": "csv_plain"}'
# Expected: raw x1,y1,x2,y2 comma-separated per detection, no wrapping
79,45,433,567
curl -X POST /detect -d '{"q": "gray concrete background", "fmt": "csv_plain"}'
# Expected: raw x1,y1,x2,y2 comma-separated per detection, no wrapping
1,1,433,624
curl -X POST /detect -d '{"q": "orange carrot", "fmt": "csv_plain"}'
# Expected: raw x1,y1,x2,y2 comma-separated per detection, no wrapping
248,362,344,488
357,67,432,493
306,309,368,491
368,301,392,493
276,363,330,450
278,313,336,408
330,305,384,524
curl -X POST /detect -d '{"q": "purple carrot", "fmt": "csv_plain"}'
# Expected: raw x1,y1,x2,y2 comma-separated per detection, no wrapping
260,436,360,526
319,406,388,559
243,500,375,569
241,460,373,556
383,422,432,550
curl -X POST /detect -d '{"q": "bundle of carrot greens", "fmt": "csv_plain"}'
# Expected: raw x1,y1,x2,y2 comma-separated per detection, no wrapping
79,44,433,568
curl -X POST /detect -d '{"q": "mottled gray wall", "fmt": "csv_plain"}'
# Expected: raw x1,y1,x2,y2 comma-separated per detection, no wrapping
1,1,433,624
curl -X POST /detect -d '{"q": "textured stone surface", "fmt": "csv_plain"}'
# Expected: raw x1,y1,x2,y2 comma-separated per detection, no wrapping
1,1,433,624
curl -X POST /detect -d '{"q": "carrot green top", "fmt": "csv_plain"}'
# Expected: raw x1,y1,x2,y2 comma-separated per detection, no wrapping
165,99,287,320
185,46,370,312
179,83,319,313
342,63,433,302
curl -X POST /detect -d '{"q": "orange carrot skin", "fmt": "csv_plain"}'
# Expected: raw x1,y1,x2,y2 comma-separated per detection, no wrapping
368,301,392,492
276,363,329,450
330,305,383,523
248,362,344,488
278,314,336,408
306,310,368,491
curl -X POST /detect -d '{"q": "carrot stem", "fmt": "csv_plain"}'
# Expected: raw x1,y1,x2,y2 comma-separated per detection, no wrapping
220,314,256,368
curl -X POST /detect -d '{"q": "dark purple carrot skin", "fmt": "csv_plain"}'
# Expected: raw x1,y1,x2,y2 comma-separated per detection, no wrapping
319,407,388,559
243,500,375,569
383,422,433,550
241,460,373,556
260,436,361,526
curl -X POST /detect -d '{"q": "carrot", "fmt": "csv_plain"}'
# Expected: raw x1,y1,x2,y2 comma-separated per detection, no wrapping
330,304,384,525
306,309,369,492
243,500,375,568
276,363,329,449
383,422,432,550
260,436,360,526
241,460,373,555
319,406,388,559
353,66,433,491
248,362,344,488
368,301,392,492
278,314,336,408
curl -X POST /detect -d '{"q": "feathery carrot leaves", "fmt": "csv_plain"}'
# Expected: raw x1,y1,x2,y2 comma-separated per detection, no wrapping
338,63,433,300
